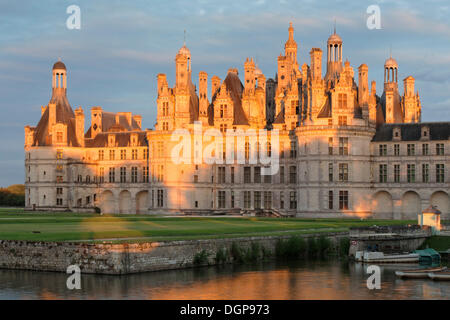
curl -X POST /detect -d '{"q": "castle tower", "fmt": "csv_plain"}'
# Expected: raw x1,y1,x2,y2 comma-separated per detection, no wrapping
175,45,191,90
384,56,398,89
174,44,192,128
383,56,402,123
403,76,421,123
325,29,343,81
52,60,67,95
284,22,298,67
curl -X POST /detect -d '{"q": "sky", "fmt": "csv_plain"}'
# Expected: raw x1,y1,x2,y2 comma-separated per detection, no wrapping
0,0,449,186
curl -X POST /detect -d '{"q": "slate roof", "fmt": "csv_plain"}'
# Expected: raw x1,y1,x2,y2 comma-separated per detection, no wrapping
85,131,147,148
372,122,450,142
33,91,80,147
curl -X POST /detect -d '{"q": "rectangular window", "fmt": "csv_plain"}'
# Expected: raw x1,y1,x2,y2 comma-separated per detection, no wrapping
436,143,444,156
379,164,387,183
339,163,348,182
339,137,348,155
56,150,63,160
218,191,226,208
338,93,347,109
254,191,261,209
157,165,164,182
99,167,105,183
394,164,400,183
394,144,400,156
254,167,261,183
280,166,285,184
407,144,415,156
328,138,333,155
328,163,333,182
56,187,63,195
193,175,198,183
339,191,349,210
131,167,138,183
422,164,429,183
56,198,63,206
280,192,284,209
328,191,333,210
98,150,104,161
289,166,297,184
231,191,235,208
436,164,445,183
264,191,272,209
280,142,284,159
243,191,251,209
230,167,235,184
289,191,297,209
264,172,271,184
109,168,115,183
132,149,138,160
379,144,387,156
120,149,126,160
218,167,226,184
157,189,164,207
338,116,347,126
143,166,149,183
109,150,115,160
407,164,416,183
143,149,149,160
290,141,297,158
244,167,251,183
120,167,127,183
422,144,429,156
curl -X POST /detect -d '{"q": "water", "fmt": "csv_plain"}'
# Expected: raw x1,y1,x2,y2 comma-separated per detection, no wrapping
0,260,448,299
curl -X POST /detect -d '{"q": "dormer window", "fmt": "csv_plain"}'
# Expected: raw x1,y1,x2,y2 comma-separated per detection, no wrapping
393,127,401,141
421,126,430,140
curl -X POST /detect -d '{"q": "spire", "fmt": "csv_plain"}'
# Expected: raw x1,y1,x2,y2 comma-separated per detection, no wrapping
334,19,336,34
183,29,186,46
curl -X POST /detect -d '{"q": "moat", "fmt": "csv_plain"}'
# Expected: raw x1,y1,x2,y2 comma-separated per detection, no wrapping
1,259,448,300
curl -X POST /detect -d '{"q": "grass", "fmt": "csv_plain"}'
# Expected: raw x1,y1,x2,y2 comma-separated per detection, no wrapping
0,208,421,243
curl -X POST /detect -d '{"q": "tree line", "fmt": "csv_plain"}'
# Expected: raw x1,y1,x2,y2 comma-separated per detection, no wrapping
0,184,25,207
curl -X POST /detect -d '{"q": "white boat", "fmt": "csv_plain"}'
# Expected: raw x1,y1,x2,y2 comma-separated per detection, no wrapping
355,251,419,263
428,271,450,281
395,266,447,279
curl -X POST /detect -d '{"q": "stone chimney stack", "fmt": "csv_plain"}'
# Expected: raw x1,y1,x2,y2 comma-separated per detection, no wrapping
75,107,85,147
211,76,221,98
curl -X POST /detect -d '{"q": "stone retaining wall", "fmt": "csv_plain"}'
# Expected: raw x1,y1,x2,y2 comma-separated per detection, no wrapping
0,232,347,275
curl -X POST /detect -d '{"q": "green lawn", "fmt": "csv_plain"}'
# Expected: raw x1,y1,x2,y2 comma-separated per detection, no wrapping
0,208,421,243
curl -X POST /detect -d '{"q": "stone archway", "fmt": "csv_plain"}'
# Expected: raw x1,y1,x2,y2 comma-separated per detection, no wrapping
100,190,115,214
136,191,149,214
119,190,132,214
401,191,421,220
372,191,393,219
430,191,449,219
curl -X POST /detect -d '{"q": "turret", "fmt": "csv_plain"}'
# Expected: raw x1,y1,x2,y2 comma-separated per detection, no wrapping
310,48,322,81
325,29,343,81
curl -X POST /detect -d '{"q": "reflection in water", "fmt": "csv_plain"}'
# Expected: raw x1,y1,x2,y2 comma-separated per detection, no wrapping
0,260,448,300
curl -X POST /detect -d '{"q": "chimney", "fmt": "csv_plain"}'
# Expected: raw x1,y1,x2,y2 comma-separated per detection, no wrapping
75,107,85,147
199,71,209,120
90,106,102,139
133,115,142,130
211,76,221,98
157,73,167,96
309,48,322,80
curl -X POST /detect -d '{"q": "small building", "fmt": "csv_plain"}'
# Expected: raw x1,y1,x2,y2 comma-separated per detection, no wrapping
418,205,441,234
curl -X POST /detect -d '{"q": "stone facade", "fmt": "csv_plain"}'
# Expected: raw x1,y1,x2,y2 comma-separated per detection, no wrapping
24,24,449,218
